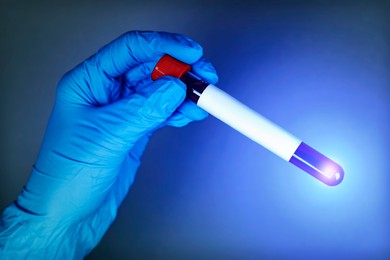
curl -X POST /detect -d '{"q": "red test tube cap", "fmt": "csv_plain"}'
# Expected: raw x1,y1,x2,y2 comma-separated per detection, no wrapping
151,55,192,80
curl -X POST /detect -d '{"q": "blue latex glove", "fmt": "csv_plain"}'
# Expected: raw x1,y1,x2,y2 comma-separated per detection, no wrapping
0,31,218,259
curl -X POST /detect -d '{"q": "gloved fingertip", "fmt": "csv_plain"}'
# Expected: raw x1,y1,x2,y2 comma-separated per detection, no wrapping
196,109,209,121
192,57,219,84
161,33,204,65
199,71,219,85
186,106,209,121
165,114,192,128
176,101,209,121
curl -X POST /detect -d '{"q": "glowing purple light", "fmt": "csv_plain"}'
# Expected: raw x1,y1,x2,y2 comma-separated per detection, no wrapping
289,142,344,186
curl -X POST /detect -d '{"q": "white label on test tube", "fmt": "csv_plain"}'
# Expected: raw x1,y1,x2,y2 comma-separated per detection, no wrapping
197,84,301,161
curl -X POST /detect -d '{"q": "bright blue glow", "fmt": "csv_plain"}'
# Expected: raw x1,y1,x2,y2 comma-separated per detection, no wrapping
54,3,390,259
126,5,390,259
2,2,389,259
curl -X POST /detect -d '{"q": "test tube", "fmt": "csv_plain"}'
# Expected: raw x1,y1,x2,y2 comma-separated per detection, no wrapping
152,55,344,186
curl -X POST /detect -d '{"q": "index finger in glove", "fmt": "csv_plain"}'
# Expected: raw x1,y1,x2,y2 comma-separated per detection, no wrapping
96,31,204,78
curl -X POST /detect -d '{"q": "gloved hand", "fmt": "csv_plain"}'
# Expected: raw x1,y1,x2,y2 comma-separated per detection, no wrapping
0,31,218,259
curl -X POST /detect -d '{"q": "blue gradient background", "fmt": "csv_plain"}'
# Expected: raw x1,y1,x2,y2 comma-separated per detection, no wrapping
0,1,389,259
